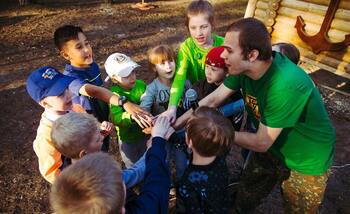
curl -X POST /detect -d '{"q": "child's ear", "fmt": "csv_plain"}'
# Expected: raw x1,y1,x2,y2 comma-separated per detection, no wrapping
39,99,49,108
78,150,87,159
185,135,193,148
60,49,70,61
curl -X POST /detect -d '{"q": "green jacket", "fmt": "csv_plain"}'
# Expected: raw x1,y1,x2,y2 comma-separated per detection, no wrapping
169,34,224,106
109,80,146,143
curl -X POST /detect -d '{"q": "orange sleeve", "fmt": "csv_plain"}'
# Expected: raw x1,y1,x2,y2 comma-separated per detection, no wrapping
33,119,62,184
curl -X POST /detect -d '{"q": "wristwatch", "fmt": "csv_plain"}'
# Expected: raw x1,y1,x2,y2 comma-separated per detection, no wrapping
118,96,127,107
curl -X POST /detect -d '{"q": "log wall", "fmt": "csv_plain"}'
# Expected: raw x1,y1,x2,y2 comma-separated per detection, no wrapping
244,0,350,78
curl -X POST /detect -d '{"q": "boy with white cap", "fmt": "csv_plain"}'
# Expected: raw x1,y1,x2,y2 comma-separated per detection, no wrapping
105,53,148,167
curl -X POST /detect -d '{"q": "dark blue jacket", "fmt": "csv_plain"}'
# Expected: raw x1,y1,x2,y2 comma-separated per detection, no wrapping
125,137,171,214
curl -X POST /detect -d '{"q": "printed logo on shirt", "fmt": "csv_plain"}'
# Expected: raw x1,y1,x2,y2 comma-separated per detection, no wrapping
245,94,260,120
42,68,57,80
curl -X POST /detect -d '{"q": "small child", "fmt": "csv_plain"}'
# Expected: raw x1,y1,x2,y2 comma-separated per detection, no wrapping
272,42,300,65
141,45,191,115
190,46,244,130
51,112,145,189
50,116,172,214
141,45,190,179
171,106,235,213
26,66,113,184
105,53,148,168
54,25,151,151
164,0,224,123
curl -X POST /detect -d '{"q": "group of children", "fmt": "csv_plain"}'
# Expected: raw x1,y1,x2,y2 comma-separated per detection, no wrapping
26,0,302,213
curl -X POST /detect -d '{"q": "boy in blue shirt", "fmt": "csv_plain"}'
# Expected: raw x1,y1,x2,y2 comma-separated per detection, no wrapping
54,25,152,151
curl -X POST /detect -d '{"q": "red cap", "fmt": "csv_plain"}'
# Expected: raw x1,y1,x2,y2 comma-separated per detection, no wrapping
205,46,226,68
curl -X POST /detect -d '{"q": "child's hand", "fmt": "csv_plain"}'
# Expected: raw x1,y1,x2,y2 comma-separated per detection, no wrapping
142,126,152,135
152,116,170,139
100,121,113,137
131,113,152,129
160,106,177,124
124,102,152,127
164,126,175,140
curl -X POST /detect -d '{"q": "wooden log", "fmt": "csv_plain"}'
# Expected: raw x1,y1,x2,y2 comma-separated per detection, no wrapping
273,15,350,42
244,0,258,18
302,0,350,10
256,1,268,10
281,0,350,21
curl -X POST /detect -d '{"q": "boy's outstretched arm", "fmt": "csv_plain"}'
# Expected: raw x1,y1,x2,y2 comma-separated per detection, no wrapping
79,84,152,128
125,116,171,214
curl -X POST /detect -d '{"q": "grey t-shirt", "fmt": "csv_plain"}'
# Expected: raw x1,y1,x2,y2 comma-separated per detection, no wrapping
141,78,191,115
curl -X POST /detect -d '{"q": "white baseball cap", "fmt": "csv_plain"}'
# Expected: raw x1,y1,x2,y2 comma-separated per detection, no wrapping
104,53,140,82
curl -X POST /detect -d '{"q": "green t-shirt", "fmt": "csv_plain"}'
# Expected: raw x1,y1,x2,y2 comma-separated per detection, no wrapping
109,80,146,143
224,52,335,175
169,34,224,106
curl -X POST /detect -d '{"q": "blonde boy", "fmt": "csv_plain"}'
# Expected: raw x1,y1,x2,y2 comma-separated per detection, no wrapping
51,112,145,188
50,116,172,214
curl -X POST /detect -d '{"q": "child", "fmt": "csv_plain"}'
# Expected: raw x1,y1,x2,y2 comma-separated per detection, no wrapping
51,112,145,189
141,45,191,115
50,116,172,214
104,53,148,168
189,46,244,130
54,25,152,151
163,0,224,122
272,42,300,64
140,45,190,179
26,66,114,184
172,106,235,213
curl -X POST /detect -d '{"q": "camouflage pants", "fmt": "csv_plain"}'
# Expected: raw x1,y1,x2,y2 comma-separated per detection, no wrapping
233,152,329,214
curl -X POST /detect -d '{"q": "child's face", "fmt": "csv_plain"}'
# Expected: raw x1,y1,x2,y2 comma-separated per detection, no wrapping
205,65,226,85
188,14,212,48
155,60,175,80
41,89,72,112
86,127,104,153
111,70,136,90
61,32,93,68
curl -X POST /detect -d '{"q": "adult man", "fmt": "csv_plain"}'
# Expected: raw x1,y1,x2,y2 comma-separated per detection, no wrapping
175,17,335,213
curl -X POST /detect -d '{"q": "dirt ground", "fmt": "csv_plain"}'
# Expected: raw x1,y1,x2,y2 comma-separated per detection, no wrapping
0,0,349,213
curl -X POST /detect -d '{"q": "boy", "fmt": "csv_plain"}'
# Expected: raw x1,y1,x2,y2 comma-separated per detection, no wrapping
27,66,118,183
170,106,235,213
105,53,149,167
51,112,146,188
50,116,172,214
54,25,152,151
26,66,92,183
188,46,244,130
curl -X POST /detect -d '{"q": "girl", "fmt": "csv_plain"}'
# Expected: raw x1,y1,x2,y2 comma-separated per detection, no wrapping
140,45,190,180
163,0,224,123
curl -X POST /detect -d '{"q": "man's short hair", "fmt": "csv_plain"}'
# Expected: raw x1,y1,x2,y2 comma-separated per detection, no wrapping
51,112,99,159
54,25,83,51
227,17,272,61
50,152,125,214
186,106,234,157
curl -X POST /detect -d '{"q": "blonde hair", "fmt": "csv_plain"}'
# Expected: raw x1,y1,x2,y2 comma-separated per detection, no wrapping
51,112,100,159
50,152,125,214
186,106,234,157
186,0,214,27
147,45,175,76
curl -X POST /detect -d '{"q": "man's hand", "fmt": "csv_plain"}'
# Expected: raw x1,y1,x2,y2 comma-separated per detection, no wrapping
100,121,114,137
152,116,171,139
123,102,152,129
160,106,177,124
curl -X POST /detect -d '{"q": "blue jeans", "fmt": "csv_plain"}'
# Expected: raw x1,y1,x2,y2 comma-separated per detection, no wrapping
218,98,244,118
